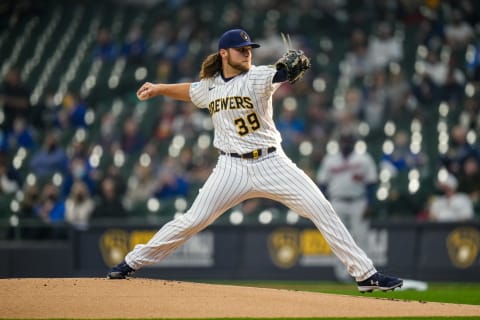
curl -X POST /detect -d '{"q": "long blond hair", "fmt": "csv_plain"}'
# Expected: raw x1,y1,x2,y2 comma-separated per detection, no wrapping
199,52,222,79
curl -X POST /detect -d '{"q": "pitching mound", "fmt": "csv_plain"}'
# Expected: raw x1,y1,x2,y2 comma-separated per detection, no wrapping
1,278,479,318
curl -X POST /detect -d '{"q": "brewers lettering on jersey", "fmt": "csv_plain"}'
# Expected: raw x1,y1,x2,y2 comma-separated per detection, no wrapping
107,28,403,293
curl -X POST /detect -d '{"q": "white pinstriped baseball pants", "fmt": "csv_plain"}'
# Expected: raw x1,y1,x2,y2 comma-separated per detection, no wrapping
125,148,377,281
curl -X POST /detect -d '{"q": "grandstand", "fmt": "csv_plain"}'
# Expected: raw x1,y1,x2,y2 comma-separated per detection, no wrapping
0,0,479,240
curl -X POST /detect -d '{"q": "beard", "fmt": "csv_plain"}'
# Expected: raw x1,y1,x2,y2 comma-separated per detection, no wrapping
226,55,250,73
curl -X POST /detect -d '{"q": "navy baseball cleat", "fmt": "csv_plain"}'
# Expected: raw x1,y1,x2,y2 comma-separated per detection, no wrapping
357,272,403,293
107,260,136,279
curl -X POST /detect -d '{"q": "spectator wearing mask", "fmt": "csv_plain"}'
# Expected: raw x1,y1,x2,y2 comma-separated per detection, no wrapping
428,173,474,222
61,156,96,198
367,22,403,70
92,28,118,61
65,180,95,230
93,176,128,219
457,155,480,213
441,125,480,175
29,130,68,179
1,117,35,152
35,182,65,224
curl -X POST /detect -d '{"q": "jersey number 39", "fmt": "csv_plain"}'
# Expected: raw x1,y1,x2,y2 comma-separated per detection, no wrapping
234,112,260,136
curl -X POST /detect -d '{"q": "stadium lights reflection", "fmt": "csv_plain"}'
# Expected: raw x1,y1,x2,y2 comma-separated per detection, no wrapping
326,140,338,155
437,168,449,183
389,62,400,75
168,145,180,157
299,141,313,156
376,186,389,201
197,134,211,150
10,199,19,213
147,198,160,212
437,120,447,132
283,97,297,111
9,214,19,227
26,174,36,186
417,45,428,58
382,140,394,155
408,169,420,180
92,145,103,156
172,135,185,149
465,83,475,97
135,67,147,81
258,210,273,224
113,150,125,167
384,121,396,136
286,210,299,225
358,122,370,136
13,147,27,170
333,95,345,110
85,110,95,125
313,77,326,92
89,145,103,168
15,190,24,202
12,157,22,170
108,76,119,89
202,118,213,131
408,180,420,194
466,130,476,144
229,210,244,225
112,99,124,116
85,75,96,90
52,173,63,186
410,141,421,154
438,142,448,154
139,153,151,167
379,168,392,182
75,128,86,142
411,131,422,142
411,119,422,132
438,131,449,143
415,61,425,74
408,179,420,194
438,102,449,117
175,197,187,212
89,154,100,168
355,140,367,154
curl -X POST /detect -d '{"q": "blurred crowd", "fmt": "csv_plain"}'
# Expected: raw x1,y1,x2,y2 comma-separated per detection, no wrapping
0,0,479,234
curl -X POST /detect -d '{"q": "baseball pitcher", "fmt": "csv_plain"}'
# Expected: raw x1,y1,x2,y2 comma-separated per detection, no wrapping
107,28,402,292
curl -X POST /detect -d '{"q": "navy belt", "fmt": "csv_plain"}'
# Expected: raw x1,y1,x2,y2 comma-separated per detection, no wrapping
220,147,276,160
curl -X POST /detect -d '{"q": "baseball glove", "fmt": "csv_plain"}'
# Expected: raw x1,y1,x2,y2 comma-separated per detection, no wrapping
275,49,311,84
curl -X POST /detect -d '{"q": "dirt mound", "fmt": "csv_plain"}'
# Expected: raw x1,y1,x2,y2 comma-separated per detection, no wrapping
1,278,479,318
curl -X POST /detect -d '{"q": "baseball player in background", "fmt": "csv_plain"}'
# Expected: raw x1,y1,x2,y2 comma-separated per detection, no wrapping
107,28,402,292
317,132,378,281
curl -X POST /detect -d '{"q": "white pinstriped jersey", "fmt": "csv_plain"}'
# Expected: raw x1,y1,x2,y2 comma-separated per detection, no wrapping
189,65,282,154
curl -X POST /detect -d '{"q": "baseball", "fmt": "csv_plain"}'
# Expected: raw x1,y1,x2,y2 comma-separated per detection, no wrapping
137,82,152,100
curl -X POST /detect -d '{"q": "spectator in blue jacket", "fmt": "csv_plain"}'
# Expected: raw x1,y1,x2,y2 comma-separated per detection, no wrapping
29,130,68,178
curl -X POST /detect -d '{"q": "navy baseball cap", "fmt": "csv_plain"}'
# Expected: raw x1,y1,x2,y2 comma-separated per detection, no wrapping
218,29,260,50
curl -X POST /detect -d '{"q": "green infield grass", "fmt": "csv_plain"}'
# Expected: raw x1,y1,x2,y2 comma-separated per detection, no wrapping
205,280,480,305
197,280,480,320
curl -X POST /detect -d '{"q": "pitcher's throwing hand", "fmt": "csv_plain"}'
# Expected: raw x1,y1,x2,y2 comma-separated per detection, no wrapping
136,82,155,100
